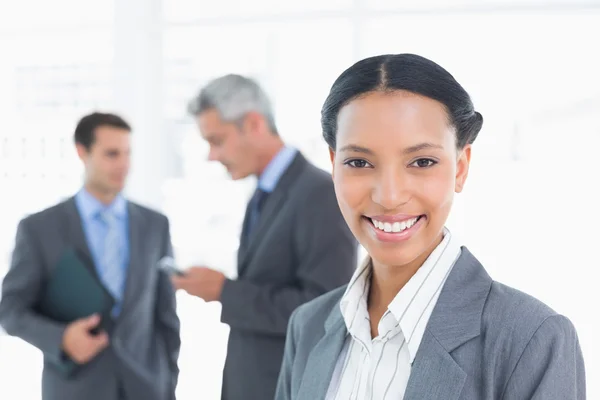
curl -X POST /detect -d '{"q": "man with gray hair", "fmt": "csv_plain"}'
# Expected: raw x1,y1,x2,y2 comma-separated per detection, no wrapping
172,74,357,400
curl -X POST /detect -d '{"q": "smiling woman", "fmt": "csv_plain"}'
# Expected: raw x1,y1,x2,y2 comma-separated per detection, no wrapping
330,89,477,274
274,54,586,400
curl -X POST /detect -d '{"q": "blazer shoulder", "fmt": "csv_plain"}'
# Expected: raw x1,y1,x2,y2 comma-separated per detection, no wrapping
20,199,70,228
482,280,562,354
482,280,582,398
128,202,168,224
292,285,346,332
301,161,332,186
485,281,558,327
292,162,335,203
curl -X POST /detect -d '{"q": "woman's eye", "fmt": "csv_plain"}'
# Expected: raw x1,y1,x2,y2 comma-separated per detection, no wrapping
411,158,437,168
344,159,371,168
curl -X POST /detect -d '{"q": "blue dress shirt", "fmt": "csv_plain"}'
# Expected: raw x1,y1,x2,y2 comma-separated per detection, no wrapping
74,189,129,313
258,146,297,193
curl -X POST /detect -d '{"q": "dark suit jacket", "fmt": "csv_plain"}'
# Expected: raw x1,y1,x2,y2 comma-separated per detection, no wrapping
275,248,586,400
0,197,181,400
218,152,358,400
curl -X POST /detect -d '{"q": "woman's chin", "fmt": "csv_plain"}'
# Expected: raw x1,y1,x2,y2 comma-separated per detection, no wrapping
365,248,419,269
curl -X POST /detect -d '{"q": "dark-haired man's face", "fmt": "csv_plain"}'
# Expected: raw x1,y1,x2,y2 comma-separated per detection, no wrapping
77,126,131,197
196,108,258,180
330,91,471,274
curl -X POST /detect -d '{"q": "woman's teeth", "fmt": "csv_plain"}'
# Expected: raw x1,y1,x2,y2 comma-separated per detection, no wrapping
370,216,419,233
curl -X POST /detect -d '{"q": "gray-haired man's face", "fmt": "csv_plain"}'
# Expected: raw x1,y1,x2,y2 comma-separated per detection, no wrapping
196,109,258,180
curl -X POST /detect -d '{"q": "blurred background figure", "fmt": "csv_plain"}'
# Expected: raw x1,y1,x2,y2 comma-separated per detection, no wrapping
0,113,180,400
0,1,599,399
173,74,357,400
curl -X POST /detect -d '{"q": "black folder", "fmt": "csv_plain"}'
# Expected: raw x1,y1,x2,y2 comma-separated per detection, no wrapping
37,248,115,377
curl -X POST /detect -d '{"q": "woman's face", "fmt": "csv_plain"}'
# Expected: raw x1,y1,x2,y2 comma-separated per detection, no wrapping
330,91,471,269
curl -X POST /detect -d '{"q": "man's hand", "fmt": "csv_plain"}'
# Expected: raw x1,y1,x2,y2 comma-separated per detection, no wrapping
61,314,109,364
171,267,226,302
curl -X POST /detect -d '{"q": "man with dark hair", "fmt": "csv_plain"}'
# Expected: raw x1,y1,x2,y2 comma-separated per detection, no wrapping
74,112,131,150
0,112,181,400
174,74,358,400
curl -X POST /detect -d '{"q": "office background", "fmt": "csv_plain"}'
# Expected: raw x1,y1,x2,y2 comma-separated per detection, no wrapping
0,0,599,399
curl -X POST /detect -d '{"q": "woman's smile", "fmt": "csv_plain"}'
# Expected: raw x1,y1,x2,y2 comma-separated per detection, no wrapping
362,214,426,243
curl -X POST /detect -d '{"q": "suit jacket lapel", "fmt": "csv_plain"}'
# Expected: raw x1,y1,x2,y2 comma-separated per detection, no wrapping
238,153,307,275
244,185,287,252
237,201,252,258
404,247,492,400
62,197,99,279
296,307,348,399
117,202,145,321
404,330,467,399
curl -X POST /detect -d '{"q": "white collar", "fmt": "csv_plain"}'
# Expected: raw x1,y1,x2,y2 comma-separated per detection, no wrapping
340,228,462,362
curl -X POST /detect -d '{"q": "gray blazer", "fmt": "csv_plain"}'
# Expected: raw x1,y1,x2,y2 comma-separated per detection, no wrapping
218,152,358,400
276,247,586,400
0,197,181,400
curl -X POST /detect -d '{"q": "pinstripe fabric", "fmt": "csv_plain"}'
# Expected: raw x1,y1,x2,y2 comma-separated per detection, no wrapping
325,228,461,400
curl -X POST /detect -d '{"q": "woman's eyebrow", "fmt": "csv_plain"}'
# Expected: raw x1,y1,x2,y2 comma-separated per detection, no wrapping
403,142,444,154
338,144,374,155
339,142,443,155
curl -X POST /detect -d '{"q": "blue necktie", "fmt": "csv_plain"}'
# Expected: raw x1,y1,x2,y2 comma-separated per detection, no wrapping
99,210,125,311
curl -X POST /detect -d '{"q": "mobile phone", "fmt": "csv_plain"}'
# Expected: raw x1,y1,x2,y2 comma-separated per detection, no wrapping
157,257,186,276
162,265,186,277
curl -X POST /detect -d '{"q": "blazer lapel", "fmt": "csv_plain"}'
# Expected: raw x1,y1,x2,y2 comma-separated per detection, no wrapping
62,197,99,278
117,202,146,321
243,185,287,252
237,201,252,261
238,153,307,275
403,330,467,399
405,247,492,400
296,307,348,399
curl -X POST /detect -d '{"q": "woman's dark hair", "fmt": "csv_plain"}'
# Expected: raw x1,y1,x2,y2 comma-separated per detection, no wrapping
321,54,483,150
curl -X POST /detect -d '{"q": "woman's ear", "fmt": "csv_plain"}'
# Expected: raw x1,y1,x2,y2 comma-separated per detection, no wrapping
329,148,336,179
455,145,471,193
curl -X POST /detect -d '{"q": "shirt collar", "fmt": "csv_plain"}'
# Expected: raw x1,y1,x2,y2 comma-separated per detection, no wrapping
257,146,297,193
340,256,371,319
75,188,127,221
340,227,462,363
339,256,373,346
389,227,461,362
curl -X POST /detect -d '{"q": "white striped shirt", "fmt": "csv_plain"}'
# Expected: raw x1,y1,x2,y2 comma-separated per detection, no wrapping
325,228,462,400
